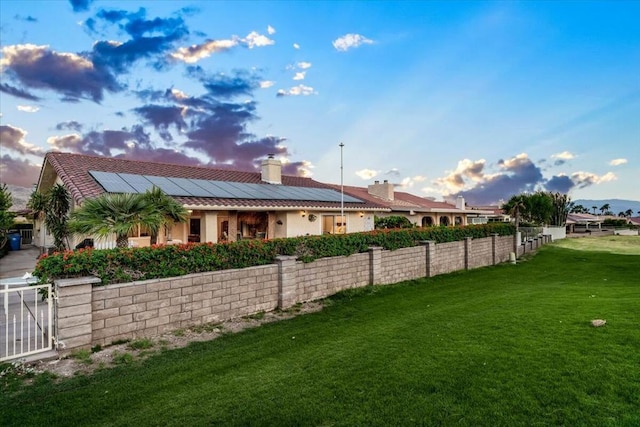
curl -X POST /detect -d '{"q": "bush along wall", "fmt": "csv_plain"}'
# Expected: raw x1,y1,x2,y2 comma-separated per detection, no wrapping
34,223,515,285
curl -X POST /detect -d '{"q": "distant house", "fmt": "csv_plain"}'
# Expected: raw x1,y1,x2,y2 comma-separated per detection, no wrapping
332,180,492,226
566,213,603,233
34,152,386,249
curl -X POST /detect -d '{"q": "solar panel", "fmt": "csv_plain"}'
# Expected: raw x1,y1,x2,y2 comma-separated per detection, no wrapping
117,173,154,193
144,176,192,196
89,170,364,203
89,171,137,193
167,177,213,198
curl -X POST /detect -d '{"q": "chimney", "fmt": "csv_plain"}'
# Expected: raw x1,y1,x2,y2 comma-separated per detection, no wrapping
261,154,282,184
368,179,394,201
456,196,465,210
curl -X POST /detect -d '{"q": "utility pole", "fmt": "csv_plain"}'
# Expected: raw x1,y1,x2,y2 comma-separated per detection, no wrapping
339,142,344,233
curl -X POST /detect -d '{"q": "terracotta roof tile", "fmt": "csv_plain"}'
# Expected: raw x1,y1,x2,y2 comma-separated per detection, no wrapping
44,152,387,211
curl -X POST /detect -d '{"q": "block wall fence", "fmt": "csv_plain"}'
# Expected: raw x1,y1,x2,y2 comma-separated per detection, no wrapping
55,233,551,351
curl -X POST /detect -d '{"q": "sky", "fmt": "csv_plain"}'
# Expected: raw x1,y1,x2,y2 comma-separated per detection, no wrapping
1,0,638,205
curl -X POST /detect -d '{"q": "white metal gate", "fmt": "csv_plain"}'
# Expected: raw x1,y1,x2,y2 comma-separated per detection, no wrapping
1,283,53,362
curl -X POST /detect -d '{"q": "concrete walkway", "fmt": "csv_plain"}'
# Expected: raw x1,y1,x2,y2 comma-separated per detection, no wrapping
0,245,41,280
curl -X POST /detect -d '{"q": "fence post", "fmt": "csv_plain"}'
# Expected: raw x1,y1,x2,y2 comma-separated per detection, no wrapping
368,247,383,285
276,255,298,310
421,240,436,277
55,276,100,351
464,237,472,270
491,233,498,265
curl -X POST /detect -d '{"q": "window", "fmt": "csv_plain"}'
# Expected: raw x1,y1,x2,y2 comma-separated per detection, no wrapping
422,216,433,227
439,216,450,226
323,215,346,234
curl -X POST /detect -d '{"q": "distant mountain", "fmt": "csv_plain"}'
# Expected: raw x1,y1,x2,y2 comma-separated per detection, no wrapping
574,199,640,216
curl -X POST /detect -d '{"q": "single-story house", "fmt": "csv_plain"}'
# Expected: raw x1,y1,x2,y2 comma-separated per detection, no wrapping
34,152,387,249
566,213,603,233
332,180,493,226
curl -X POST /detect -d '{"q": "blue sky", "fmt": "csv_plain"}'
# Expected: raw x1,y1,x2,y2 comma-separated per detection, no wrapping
1,0,638,205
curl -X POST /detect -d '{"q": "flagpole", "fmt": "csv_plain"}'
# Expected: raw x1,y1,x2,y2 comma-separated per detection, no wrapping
339,142,344,232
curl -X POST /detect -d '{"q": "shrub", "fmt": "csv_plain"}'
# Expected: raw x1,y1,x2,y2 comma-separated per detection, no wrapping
34,223,514,285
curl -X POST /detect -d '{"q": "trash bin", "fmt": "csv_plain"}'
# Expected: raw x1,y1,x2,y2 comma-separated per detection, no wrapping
8,233,21,251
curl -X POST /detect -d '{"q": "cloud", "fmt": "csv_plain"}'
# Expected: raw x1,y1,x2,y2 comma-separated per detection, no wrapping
293,72,306,81
355,169,378,180
170,39,237,63
297,62,312,69
0,155,42,187
200,71,260,99
69,0,94,13
0,44,120,102
545,175,574,193
55,121,84,132
384,168,401,177
259,80,275,89
241,31,275,49
609,158,627,166
17,105,39,113
332,33,373,52
14,15,38,23
399,175,427,189
267,25,276,35
0,124,44,155
293,43,300,50
133,105,187,141
551,151,575,160
570,171,617,188
0,83,41,101
276,84,317,97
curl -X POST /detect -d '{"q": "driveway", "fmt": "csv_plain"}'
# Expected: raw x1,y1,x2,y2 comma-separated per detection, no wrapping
0,245,41,280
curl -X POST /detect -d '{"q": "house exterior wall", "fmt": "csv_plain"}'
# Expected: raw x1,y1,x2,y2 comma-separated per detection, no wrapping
55,234,551,351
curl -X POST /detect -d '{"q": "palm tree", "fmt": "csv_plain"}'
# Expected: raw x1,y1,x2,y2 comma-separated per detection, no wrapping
502,194,527,231
28,184,72,251
141,187,188,244
625,209,633,217
592,206,597,215
599,204,610,215
69,193,163,248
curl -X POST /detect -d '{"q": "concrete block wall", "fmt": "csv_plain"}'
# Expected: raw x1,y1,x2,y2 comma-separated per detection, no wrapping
55,234,547,351
380,246,426,284
87,264,278,346
296,252,370,302
432,241,466,276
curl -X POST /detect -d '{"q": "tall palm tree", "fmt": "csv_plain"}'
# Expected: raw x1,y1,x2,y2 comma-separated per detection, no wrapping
142,187,188,244
28,184,72,251
592,206,598,215
625,209,633,217
69,193,163,248
599,204,610,215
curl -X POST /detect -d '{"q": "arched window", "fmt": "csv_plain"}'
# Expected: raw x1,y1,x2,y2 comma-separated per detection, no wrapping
439,216,450,226
455,216,463,226
422,216,433,227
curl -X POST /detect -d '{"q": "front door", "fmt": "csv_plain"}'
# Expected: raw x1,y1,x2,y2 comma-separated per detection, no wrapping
189,218,201,242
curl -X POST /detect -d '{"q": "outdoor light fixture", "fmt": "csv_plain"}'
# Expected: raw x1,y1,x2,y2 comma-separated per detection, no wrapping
359,212,364,218
301,210,306,217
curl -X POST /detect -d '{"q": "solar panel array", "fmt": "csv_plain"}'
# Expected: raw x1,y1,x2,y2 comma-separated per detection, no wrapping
89,171,363,203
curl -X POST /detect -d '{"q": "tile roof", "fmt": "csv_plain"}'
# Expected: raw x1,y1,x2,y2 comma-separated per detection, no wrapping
328,184,462,212
43,152,387,211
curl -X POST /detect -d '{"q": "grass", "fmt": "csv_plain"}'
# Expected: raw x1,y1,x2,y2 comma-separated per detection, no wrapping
553,234,640,255
2,240,639,426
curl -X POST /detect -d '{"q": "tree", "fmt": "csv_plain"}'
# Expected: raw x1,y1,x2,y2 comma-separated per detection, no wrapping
0,184,16,251
141,187,188,244
599,204,610,215
592,206,598,215
69,193,164,248
502,194,527,230
28,184,71,251
375,215,414,229
625,209,633,217
618,211,626,218
549,192,570,226
569,203,588,214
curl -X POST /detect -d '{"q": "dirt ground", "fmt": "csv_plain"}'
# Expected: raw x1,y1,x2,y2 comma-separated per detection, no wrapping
14,301,323,380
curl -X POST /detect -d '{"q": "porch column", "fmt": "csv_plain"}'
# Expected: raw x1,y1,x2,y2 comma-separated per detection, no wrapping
228,211,238,242
202,212,218,243
267,211,277,239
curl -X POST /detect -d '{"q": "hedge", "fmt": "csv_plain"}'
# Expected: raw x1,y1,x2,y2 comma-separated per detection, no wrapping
34,223,515,285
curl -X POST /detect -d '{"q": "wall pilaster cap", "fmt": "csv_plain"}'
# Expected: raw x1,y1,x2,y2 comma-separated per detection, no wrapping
55,276,101,287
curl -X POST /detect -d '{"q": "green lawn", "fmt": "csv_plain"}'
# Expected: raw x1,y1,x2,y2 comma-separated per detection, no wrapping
2,241,639,426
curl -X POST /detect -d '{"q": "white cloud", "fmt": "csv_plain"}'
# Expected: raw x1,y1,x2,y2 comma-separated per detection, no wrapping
297,61,312,69
293,72,306,81
259,80,275,89
171,39,238,63
17,105,39,113
170,88,189,100
332,33,374,51
570,171,617,188
267,25,276,35
242,31,275,49
276,84,317,97
293,43,300,49
355,169,378,180
46,133,82,150
398,175,427,189
609,158,627,166
551,151,575,160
